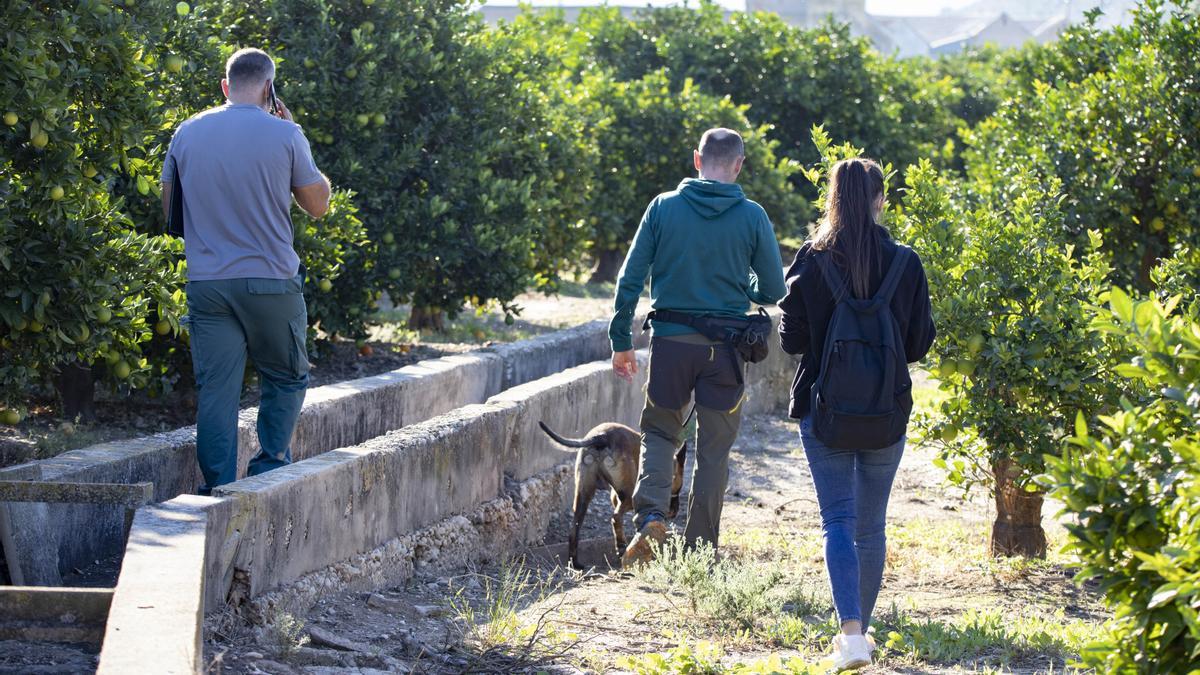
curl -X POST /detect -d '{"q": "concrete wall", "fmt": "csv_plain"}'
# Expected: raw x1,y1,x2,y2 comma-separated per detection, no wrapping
1,318,647,586
202,353,652,608
190,313,798,609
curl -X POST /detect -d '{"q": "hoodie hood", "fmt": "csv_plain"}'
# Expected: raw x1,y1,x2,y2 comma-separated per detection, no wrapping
677,178,746,219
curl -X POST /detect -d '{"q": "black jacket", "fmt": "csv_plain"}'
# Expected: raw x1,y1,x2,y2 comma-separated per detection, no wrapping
778,228,936,419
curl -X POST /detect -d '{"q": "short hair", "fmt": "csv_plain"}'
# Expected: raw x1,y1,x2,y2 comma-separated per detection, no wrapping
697,128,745,170
225,48,275,91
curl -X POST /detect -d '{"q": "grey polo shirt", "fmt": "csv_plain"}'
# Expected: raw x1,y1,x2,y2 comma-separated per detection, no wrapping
162,103,323,281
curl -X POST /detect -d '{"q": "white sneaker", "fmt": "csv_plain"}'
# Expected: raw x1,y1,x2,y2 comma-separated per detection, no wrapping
830,634,873,671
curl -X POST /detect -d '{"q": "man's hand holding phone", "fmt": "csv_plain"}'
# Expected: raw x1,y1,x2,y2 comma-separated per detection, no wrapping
272,97,294,122
268,81,293,122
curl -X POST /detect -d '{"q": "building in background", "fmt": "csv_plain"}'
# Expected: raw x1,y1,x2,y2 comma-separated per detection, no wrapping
738,0,1142,56
478,0,1142,57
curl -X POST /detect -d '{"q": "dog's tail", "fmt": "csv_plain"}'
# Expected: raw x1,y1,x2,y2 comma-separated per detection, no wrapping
538,421,607,450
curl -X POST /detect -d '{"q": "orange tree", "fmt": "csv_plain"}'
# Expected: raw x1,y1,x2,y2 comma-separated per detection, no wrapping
1151,248,1200,318
496,3,964,274
802,123,1121,558
893,161,1120,557
291,191,372,340
220,0,597,329
578,70,805,282
1045,290,1200,672
0,0,187,420
125,0,378,344
0,0,379,420
632,3,962,174
965,3,1200,289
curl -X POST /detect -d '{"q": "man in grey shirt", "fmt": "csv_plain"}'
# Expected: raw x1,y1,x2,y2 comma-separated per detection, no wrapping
162,47,331,494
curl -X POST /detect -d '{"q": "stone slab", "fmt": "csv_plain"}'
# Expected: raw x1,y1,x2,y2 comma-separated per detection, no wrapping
97,495,214,675
0,480,153,506
0,586,113,644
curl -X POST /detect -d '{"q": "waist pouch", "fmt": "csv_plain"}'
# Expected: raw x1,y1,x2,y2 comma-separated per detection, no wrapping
643,308,773,384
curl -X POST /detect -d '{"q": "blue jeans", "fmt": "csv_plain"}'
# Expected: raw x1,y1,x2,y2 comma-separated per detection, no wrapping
799,415,905,629
186,273,310,493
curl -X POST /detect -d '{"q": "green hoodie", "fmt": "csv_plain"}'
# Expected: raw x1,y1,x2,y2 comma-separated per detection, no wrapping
609,178,787,352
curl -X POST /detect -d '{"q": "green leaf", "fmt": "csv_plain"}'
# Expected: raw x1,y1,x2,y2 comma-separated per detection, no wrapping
1110,287,1133,322
1113,363,1148,379
1148,585,1179,609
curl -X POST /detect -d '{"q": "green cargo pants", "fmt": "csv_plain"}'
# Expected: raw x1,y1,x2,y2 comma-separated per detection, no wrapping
185,272,309,493
633,333,744,550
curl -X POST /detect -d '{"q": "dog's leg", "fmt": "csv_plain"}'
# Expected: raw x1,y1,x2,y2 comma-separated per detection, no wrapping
570,461,598,570
668,441,688,519
611,491,630,559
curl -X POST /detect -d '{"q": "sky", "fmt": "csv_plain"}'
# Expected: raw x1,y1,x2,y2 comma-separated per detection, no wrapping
480,0,982,16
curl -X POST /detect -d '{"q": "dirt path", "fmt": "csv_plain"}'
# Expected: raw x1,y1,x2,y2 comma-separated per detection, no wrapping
205,405,1108,674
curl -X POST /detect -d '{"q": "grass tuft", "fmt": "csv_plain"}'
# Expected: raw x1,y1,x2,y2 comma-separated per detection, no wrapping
618,641,829,674
641,538,785,632
448,559,579,671
878,606,1104,669
265,611,309,657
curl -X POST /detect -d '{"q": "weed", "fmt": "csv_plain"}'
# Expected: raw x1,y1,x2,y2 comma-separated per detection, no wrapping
780,584,833,619
723,526,821,565
758,613,839,652
641,538,785,632
265,611,309,657
449,560,578,671
618,641,830,674
33,424,105,459
618,641,725,674
910,374,950,419
878,606,1103,669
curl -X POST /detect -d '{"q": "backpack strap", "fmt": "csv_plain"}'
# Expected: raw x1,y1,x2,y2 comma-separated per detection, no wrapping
814,251,849,303
873,246,912,304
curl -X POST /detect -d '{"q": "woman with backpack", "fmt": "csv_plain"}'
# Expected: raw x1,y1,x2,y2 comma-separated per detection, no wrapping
778,157,935,670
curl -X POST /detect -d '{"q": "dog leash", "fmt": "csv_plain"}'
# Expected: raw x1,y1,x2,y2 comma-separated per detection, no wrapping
677,403,697,445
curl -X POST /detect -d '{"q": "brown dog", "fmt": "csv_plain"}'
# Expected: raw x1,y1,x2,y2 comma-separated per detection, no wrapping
539,420,688,569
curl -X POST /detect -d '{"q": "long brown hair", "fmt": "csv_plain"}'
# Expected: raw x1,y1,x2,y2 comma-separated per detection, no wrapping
811,158,886,299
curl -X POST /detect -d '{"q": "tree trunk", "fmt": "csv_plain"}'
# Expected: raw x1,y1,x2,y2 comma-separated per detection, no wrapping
588,249,625,285
55,362,97,423
407,306,446,332
991,459,1047,558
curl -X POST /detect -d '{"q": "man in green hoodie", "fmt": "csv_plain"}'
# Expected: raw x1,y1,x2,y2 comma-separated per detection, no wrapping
611,128,786,566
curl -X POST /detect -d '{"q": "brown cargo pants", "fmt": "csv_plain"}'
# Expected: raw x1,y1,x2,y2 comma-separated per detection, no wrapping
633,333,744,550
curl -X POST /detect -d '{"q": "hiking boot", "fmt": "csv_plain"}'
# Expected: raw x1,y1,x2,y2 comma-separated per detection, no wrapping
621,520,668,569
830,634,872,671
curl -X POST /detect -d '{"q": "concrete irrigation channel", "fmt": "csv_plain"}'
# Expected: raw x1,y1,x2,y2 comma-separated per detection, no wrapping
0,313,797,673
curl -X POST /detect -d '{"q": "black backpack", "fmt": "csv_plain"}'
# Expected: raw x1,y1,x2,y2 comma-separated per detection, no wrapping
810,247,913,450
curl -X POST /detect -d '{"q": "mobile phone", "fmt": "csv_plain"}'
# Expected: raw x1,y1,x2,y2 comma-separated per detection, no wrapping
268,81,279,116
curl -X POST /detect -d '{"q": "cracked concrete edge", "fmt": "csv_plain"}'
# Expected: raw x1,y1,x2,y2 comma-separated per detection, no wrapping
98,494,219,675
